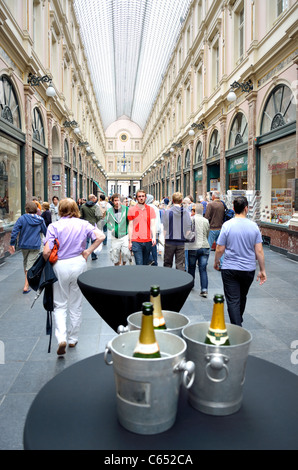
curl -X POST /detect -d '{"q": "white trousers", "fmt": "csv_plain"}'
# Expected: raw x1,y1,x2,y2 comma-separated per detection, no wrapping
53,255,87,344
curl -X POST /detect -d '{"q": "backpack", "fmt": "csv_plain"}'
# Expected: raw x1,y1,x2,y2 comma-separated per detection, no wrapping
221,201,235,223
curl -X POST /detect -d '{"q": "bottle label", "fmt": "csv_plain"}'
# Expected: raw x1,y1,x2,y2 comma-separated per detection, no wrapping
133,340,160,355
206,327,229,345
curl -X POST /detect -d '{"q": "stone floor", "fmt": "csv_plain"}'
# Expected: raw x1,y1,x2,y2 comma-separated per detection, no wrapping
0,238,297,450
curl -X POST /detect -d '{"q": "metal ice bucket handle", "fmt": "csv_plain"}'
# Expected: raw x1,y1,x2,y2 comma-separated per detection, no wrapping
205,353,229,383
174,359,195,389
104,341,113,365
117,325,129,334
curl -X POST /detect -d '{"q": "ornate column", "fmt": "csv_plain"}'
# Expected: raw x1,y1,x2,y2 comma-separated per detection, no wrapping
46,110,54,201
219,115,227,195
202,129,208,197
247,91,258,190
24,84,34,200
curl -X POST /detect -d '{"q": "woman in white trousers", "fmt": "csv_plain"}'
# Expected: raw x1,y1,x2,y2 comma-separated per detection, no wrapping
43,198,104,355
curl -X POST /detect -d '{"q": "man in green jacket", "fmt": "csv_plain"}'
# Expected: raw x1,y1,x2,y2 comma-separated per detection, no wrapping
105,193,131,265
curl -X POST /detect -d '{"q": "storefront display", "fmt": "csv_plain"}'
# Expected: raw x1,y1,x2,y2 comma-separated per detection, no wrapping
0,136,21,227
260,136,295,225
227,155,248,190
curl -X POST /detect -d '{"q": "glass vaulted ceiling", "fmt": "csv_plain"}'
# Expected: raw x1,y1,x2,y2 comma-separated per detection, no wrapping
74,0,191,131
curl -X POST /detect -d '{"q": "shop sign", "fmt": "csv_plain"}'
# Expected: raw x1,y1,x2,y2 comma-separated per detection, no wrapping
52,175,61,187
194,169,202,181
268,161,288,172
228,156,247,173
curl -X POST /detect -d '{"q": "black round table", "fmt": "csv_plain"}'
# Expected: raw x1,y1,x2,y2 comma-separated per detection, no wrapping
23,353,298,450
78,266,194,331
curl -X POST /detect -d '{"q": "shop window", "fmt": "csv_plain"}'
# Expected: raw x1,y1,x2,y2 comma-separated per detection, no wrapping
229,112,248,148
32,152,44,201
0,75,21,129
194,140,203,164
32,108,45,144
73,147,77,168
209,129,220,157
0,137,21,227
260,84,295,135
79,153,82,172
260,136,295,225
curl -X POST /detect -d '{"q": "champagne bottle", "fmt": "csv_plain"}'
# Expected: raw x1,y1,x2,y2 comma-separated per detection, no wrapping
205,294,230,346
133,302,161,358
150,285,167,329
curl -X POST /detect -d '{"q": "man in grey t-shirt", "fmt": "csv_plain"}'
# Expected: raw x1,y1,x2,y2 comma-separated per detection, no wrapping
214,196,267,326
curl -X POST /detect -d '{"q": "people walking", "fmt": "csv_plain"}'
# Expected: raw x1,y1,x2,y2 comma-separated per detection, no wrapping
214,196,267,326
80,194,102,260
50,196,60,222
9,201,47,293
204,190,225,250
127,189,156,265
163,192,192,271
43,198,105,355
105,193,131,265
186,203,210,297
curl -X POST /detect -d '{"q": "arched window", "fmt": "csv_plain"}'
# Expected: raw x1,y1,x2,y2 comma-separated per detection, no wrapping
229,112,248,148
32,107,45,144
79,153,82,171
194,141,203,164
73,147,77,168
177,155,181,171
261,84,295,135
0,75,21,128
209,129,220,157
184,150,190,168
64,139,70,162
167,162,170,177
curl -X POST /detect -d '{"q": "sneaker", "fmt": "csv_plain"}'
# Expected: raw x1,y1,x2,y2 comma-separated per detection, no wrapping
200,291,208,298
57,342,67,355
68,342,78,348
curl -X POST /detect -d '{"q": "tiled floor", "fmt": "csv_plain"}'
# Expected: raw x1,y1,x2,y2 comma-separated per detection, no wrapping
0,240,297,449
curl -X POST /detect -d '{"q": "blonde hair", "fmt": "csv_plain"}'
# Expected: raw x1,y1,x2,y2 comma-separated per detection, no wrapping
172,192,183,204
42,201,50,211
58,198,80,218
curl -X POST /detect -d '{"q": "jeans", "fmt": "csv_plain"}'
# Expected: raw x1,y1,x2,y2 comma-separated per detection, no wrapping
102,224,107,245
148,239,158,266
221,269,255,326
86,237,97,259
131,241,152,265
188,248,210,291
208,230,224,267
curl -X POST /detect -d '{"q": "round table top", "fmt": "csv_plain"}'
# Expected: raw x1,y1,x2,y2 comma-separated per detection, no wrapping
23,353,298,450
78,265,194,296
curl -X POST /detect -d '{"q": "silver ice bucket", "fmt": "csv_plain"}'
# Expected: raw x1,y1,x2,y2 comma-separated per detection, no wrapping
182,322,252,416
104,330,195,434
118,311,190,337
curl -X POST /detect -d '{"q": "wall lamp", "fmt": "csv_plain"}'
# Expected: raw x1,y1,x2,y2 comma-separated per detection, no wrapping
227,79,253,102
64,120,80,134
27,73,56,97
189,122,205,135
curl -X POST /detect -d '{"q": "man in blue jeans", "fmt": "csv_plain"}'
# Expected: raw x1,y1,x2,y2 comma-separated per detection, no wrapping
128,190,156,265
186,203,210,297
214,196,267,326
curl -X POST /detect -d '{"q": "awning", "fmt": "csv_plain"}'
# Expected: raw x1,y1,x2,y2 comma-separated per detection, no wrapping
94,181,106,195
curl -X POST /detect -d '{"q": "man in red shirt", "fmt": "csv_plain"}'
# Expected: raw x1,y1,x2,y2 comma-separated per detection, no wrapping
128,190,156,265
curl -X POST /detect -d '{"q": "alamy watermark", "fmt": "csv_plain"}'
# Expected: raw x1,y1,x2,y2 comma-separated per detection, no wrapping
290,340,298,365
0,340,4,364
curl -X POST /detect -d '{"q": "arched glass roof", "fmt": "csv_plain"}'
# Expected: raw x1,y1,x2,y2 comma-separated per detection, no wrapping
74,0,191,131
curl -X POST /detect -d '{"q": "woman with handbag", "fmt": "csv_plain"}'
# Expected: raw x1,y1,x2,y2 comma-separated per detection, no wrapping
43,198,105,355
